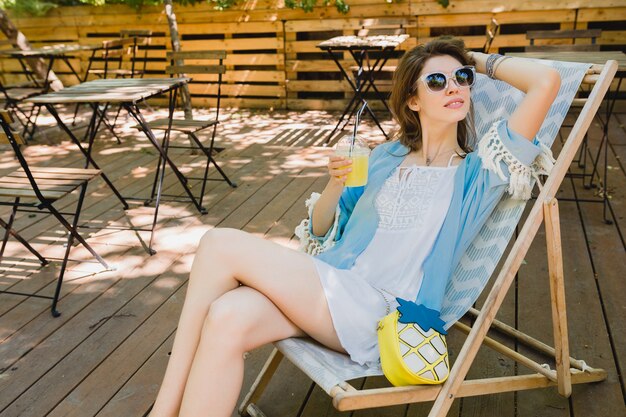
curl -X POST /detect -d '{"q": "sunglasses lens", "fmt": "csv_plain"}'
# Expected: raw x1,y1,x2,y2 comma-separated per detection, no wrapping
425,73,447,91
455,67,474,87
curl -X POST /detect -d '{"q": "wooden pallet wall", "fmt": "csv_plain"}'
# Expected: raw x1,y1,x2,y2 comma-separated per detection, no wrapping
2,0,625,110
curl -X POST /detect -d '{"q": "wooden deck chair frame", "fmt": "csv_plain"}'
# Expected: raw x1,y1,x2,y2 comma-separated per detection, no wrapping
0,110,110,317
238,60,618,417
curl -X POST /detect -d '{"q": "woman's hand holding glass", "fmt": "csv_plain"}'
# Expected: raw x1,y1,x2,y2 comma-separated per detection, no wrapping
327,155,352,186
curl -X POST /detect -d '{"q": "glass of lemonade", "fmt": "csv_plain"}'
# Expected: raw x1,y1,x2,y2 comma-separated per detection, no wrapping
335,135,370,187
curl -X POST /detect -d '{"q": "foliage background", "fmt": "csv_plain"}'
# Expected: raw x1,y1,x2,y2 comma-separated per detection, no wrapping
0,0,352,16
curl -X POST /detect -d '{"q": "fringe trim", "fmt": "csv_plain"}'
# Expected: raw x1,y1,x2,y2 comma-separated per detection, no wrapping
294,192,341,255
477,122,555,200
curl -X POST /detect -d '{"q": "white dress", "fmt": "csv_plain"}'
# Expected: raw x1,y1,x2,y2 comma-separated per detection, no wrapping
313,158,458,366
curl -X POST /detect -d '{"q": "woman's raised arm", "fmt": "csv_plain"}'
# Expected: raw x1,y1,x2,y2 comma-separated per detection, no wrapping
469,51,561,141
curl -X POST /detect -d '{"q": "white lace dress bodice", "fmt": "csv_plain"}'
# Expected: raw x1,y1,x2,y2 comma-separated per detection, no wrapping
313,163,458,365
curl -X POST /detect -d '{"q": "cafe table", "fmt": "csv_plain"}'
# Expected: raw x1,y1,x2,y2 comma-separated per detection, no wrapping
27,77,197,254
0,43,117,139
0,43,105,91
317,35,409,144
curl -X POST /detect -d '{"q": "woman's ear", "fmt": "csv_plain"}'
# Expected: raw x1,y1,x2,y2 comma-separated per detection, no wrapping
407,95,420,112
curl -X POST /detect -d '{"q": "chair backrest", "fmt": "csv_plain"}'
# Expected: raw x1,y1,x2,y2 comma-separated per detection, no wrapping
440,59,597,326
96,37,138,77
357,18,412,36
93,29,152,78
482,17,500,53
525,29,602,52
166,50,227,113
120,29,152,77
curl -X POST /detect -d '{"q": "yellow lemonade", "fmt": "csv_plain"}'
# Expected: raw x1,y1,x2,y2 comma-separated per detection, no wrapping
345,153,369,187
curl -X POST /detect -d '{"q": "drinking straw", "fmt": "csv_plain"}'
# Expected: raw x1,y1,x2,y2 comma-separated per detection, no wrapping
350,101,368,156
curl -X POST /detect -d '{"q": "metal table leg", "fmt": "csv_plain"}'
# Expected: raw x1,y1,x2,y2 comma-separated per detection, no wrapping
45,103,129,210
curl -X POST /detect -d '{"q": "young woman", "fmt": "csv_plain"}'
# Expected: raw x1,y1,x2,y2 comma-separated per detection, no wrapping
149,36,560,417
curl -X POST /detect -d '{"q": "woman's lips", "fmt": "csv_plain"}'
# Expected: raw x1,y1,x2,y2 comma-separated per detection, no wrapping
444,100,464,109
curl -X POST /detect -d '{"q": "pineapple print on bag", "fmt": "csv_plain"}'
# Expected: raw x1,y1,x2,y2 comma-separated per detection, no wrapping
396,321,449,382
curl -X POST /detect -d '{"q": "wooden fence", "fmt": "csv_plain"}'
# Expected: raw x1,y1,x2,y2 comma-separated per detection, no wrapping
3,0,625,110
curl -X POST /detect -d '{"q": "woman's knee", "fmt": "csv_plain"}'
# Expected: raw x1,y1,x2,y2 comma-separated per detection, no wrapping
198,228,243,259
201,295,250,350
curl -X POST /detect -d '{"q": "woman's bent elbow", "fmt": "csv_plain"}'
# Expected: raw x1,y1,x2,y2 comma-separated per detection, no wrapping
543,68,561,100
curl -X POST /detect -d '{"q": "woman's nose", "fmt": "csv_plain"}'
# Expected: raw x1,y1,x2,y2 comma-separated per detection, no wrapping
446,79,459,94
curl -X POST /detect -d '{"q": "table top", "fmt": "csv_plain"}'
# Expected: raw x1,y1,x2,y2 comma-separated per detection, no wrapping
0,43,104,58
507,50,626,71
27,77,190,104
317,35,409,51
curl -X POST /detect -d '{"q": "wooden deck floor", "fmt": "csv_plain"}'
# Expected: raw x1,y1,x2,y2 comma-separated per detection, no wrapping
0,107,624,417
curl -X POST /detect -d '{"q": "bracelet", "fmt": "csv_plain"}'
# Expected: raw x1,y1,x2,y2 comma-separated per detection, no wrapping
486,53,503,79
492,56,512,79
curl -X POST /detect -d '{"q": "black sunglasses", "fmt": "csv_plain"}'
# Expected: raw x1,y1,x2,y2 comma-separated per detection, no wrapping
418,66,476,93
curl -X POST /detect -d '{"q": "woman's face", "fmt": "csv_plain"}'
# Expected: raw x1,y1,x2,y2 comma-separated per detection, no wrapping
407,55,472,124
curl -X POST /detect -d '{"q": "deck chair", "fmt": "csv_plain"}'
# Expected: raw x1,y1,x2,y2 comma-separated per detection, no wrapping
0,110,110,317
135,50,236,215
239,59,618,416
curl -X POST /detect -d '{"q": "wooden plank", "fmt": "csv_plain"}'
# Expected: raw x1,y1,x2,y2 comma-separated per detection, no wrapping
167,50,226,60
165,64,226,75
578,7,626,21
180,37,282,51
543,199,572,397
190,71,285,83
411,1,624,15
417,10,575,27
188,83,285,97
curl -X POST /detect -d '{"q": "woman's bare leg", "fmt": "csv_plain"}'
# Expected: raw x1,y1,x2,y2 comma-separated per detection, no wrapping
179,286,304,416
149,228,343,417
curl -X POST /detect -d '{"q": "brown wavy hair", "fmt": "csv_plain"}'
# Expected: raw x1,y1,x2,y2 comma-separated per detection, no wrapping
389,36,476,154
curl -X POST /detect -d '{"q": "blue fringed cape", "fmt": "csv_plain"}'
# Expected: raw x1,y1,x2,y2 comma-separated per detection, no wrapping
305,120,553,332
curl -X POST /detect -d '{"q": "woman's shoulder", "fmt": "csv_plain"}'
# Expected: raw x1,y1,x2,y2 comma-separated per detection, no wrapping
370,140,407,159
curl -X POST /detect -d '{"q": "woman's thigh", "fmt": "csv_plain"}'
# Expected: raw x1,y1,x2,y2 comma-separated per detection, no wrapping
197,228,344,352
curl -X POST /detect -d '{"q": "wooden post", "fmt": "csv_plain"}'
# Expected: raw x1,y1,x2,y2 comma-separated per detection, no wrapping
543,198,572,397
163,0,194,150
0,8,63,91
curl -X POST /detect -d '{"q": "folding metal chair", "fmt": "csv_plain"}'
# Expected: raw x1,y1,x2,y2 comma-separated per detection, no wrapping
0,110,109,317
135,50,236,215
